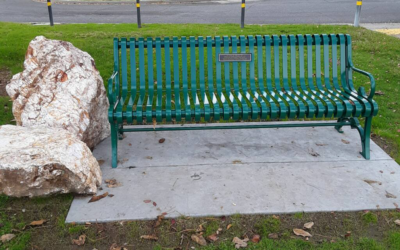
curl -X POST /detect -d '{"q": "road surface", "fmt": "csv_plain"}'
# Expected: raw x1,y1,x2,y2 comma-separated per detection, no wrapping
0,0,399,24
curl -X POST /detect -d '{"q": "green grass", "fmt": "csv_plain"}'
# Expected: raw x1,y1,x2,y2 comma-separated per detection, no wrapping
1,22,399,163
255,216,281,236
362,212,378,224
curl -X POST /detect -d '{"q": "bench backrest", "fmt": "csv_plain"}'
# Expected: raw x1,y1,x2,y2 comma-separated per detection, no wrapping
112,34,355,102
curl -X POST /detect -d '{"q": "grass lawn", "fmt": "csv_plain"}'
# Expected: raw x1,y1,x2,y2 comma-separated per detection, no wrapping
0,22,399,250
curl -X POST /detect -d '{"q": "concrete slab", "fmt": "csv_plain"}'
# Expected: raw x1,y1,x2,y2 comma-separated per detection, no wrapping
66,122,400,223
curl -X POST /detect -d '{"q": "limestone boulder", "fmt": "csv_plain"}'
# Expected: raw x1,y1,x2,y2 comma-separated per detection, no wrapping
6,36,110,149
0,125,102,197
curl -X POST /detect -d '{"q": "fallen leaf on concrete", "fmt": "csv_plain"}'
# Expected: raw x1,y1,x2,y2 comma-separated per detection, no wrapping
159,138,165,143
143,200,152,203
98,160,105,166
128,143,132,146
375,91,384,96
207,233,218,242
146,156,153,160
386,191,397,199
191,234,207,246
72,234,86,246
364,179,382,185
232,237,248,248
154,214,165,228
303,222,314,229
88,192,108,203
227,224,233,230
30,219,47,226
232,160,242,164
395,220,400,226
341,139,350,144
293,228,312,237
1,234,15,243
316,143,327,146
140,235,158,241
251,234,261,243
105,179,119,188
153,201,157,207
108,194,114,197
268,233,279,239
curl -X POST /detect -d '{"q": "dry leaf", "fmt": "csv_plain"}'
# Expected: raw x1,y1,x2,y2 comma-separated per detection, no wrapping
140,235,158,241
344,231,352,238
232,237,248,248
196,224,204,233
316,143,326,146
207,233,218,242
386,191,397,199
293,228,312,237
98,160,105,166
232,160,242,164
191,234,207,246
268,233,278,239
154,214,164,228
108,194,114,197
251,234,261,243
303,222,314,229
30,219,47,226
88,192,108,203
159,138,165,143
72,234,86,246
227,224,233,230
272,215,280,220
364,179,382,185
153,119,157,130
375,91,384,96
153,201,157,207
341,139,350,144
105,179,119,188
395,219,400,226
143,200,152,203
1,234,15,243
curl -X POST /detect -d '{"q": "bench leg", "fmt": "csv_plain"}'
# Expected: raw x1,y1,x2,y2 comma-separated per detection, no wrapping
335,118,345,133
361,117,372,160
111,121,119,168
349,117,372,160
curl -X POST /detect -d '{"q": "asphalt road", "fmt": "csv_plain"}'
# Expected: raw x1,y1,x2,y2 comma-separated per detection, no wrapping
1,0,400,24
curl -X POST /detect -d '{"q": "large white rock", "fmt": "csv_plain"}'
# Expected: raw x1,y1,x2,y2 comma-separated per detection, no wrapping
6,36,110,149
0,125,102,197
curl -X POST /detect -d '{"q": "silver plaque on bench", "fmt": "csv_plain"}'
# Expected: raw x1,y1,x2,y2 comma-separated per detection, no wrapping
218,53,252,62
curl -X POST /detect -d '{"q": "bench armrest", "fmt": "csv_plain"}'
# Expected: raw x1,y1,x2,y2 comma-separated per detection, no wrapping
348,60,376,100
108,71,120,108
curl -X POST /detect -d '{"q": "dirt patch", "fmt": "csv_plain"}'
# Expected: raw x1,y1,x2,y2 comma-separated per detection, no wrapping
0,68,12,96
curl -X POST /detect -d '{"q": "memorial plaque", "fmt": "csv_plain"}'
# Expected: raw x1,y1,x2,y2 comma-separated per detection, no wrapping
218,53,252,62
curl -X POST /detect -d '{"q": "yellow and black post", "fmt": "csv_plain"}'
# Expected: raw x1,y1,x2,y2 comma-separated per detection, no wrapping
240,0,245,28
136,0,142,28
354,0,362,27
47,0,54,26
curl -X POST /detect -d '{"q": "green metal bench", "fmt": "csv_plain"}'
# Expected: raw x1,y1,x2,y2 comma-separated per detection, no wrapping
108,34,378,168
